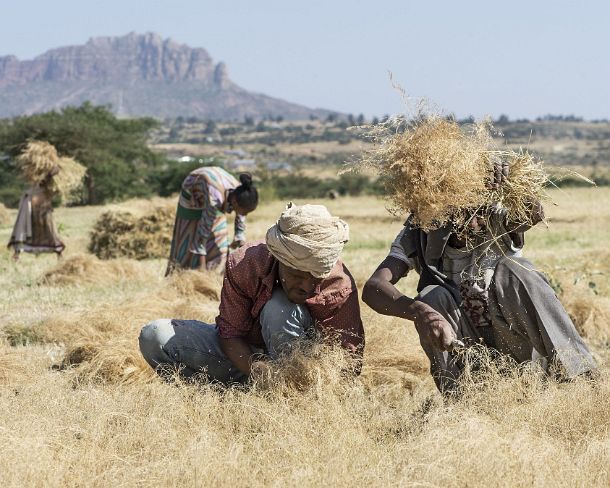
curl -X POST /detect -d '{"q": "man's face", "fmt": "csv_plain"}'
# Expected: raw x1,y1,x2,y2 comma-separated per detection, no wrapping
277,262,323,304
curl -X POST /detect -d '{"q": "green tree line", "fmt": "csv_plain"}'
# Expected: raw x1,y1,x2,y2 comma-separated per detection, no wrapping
0,103,197,206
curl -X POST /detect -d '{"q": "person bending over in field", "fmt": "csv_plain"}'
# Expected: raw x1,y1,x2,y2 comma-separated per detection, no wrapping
140,203,364,383
362,167,597,394
165,167,258,275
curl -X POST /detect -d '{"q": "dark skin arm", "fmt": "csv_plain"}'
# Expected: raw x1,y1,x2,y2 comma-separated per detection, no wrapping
218,336,255,375
362,257,456,351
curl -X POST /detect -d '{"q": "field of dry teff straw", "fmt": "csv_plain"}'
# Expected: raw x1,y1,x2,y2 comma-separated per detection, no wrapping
1,188,609,487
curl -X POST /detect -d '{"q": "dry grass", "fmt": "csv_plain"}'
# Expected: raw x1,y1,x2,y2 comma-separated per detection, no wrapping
88,202,175,260
17,140,86,202
0,190,608,486
17,140,59,184
40,254,145,286
354,117,550,235
52,155,87,203
16,270,222,384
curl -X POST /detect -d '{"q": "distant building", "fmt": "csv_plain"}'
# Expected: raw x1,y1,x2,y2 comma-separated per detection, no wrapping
177,156,195,163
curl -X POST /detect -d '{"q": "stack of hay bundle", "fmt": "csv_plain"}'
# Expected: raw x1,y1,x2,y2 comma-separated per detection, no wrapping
355,116,550,236
17,140,86,203
88,203,175,260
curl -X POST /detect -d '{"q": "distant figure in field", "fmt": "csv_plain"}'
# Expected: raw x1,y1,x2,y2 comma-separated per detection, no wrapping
8,141,85,260
8,165,65,259
363,163,597,394
141,203,364,384
165,167,258,275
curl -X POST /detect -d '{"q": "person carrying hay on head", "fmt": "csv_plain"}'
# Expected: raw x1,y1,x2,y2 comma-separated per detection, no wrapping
360,117,596,394
8,141,85,260
140,203,365,384
165,167,258,275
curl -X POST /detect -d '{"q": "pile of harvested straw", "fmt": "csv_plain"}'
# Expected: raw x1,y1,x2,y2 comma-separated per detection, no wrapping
88,204,175,260
17,141,86,203
40,254,147,286
52,156,87,203
355,116,549,233
17,140,59,185
0,202,11,226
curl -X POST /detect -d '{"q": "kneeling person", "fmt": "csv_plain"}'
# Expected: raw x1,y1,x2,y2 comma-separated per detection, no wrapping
363,205,596,394
140,203,364,383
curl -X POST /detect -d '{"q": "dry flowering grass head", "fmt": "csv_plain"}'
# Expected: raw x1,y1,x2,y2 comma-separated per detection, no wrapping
353,116,550,238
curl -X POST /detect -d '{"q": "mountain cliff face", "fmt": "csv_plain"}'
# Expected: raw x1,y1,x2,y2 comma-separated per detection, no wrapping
0,33,333,120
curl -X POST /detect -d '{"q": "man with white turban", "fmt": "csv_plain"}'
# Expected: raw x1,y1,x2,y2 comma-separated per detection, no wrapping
139,203,364,383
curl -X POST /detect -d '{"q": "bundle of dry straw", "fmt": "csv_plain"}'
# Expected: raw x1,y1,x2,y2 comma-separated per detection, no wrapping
40,254,148,286
88,204,175,260
17,140,86,203
355,116,549,234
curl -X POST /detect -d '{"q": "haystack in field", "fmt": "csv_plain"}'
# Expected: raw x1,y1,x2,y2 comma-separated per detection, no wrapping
355,116,549,235
17,140,86,203
88,204,175,260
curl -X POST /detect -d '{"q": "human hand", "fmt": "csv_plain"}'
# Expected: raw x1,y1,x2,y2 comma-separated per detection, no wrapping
412,304,457,351
488,156,509,189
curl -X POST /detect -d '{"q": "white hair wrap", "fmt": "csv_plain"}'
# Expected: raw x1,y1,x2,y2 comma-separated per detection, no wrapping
265,203,349,279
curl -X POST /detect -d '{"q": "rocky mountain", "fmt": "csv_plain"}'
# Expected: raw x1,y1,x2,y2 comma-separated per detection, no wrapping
0,32,335,120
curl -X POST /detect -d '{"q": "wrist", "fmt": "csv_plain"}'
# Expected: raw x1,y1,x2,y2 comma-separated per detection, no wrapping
406,300,431,320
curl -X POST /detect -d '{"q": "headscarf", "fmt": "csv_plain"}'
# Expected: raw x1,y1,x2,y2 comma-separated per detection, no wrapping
265,203,349,279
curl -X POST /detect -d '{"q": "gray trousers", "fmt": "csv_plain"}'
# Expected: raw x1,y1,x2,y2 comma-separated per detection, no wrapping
417,257,597,393
139,287,314,384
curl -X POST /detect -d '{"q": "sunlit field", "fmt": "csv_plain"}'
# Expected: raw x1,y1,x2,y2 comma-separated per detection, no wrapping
1,187,609,487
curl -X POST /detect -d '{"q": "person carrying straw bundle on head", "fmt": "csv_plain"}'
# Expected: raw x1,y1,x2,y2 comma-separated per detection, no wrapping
165,167,258,275
141,202,364,384
359,116,596,394
8,140,85,260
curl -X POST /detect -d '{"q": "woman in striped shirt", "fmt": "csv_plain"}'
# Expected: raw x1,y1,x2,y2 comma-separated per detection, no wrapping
166,167,258,274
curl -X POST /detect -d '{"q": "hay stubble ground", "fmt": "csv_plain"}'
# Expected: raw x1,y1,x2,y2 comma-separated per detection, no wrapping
0,188,609,487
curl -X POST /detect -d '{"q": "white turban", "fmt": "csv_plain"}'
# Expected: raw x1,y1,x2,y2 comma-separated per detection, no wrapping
265,203,349,279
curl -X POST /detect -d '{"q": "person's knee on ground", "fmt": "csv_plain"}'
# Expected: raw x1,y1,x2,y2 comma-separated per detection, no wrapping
259,287,313,359
139,318,175,369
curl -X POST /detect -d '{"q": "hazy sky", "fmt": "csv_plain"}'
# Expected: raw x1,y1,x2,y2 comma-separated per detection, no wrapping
2,0,609,119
